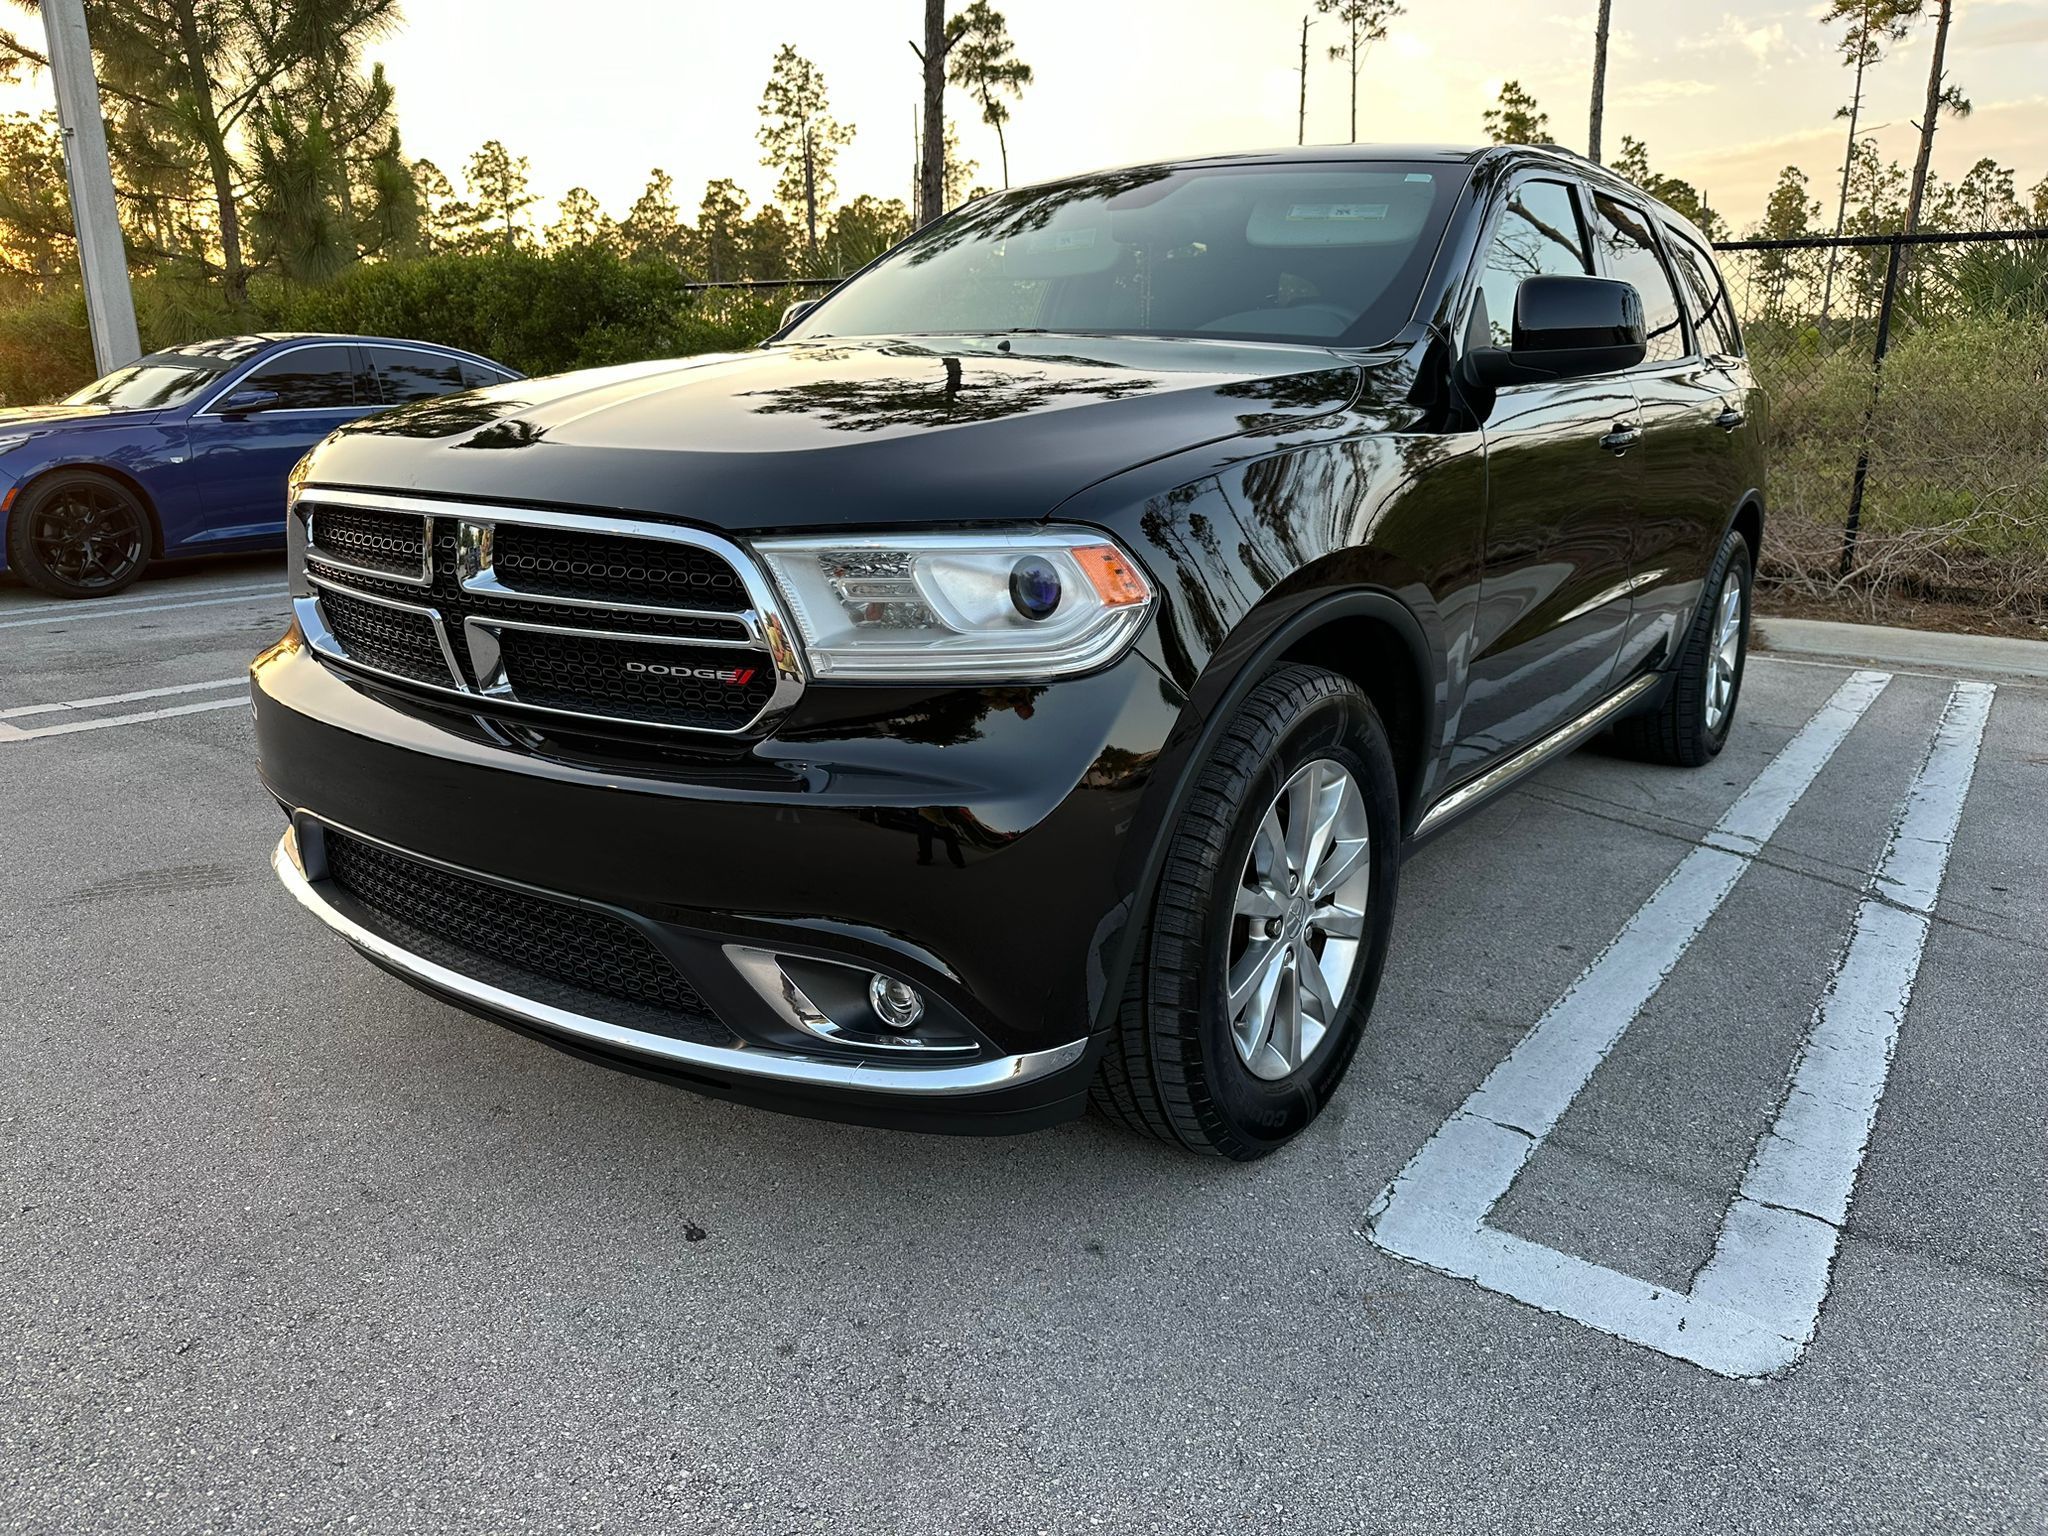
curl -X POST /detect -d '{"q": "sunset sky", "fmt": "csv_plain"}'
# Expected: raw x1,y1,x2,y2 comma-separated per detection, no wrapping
7,0,2047,232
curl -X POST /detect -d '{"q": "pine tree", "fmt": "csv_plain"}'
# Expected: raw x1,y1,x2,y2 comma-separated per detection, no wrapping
945,3,1031,189
1482,81,1548,146
757,44,854,255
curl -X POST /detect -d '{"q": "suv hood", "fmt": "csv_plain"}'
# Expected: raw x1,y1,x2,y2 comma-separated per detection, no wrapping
307,336,1366,531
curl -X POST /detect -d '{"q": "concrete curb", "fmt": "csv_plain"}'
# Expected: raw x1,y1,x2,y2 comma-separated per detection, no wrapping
1755,616,2048,681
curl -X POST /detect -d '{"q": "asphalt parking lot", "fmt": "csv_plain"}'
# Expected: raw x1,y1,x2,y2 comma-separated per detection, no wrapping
3,559,2043,1535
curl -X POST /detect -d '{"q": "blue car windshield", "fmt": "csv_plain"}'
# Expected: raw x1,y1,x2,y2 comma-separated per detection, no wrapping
785,160,1465,348
64,353,231,410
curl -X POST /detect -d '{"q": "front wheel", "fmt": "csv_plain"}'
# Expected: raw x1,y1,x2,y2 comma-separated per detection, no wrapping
1092,664,1401,1161
5,470,152,599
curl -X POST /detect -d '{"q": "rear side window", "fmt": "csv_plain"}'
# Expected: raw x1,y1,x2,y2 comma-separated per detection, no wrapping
1473,180,1591,347
240,345,358,410
1590,194,1687,365
369,347,467,404
1666,233,1741,358
459,361,506,389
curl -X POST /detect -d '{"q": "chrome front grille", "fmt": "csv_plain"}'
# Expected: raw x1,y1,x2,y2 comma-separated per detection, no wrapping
295,490,803,734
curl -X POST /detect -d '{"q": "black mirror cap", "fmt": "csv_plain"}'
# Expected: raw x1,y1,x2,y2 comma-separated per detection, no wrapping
1469,275,1648,388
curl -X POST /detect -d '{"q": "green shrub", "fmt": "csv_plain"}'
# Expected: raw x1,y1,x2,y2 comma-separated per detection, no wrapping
0,247,798,405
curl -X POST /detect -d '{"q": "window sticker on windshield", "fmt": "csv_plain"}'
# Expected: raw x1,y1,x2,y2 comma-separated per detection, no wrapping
1286,203,1388,222
1048,229,1098,250
1404,173,1434,183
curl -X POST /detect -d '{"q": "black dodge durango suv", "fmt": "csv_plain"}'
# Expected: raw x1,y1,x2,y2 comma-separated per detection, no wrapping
255,144,1763,1159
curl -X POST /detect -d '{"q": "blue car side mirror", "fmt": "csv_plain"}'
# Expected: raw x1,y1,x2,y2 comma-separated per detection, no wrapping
219,387,282,417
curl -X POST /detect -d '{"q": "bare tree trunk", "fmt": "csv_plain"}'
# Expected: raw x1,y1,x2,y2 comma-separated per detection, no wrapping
1901,0,1952,238
1347,18,1359,142
918,0,946,226
1819,14,1870,327
170,0,246,306
995,117,1008,189
1587,0,1612,163
802,123,818,252
1297,14,1309,146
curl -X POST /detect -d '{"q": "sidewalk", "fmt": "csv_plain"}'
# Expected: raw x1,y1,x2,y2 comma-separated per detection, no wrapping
1754,616,2048,682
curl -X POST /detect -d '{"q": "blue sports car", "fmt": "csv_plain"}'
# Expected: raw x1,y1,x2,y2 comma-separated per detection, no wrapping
0,333,518,598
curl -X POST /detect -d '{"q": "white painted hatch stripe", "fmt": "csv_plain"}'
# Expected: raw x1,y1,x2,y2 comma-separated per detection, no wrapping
0,591,286,629
1369,669,1995,1378
0,675,244,720
0,577,281,620
0,694,245,742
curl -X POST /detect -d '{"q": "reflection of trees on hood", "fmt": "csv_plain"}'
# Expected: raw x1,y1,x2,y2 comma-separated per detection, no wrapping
738,351,1158,432
338,395,531,440
1217,369,1360,429
898,167,1177,267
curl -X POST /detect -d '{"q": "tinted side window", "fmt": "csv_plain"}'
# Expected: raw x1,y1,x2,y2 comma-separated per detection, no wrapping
1474,180,1591,347
242,345,358,410
1590,194,1687,365
459,360,506,390
1667,233,1741,357
371,347,467,404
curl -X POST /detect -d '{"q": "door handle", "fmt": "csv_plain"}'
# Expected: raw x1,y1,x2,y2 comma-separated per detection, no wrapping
1600,423,1641,455
1716,407,1747,431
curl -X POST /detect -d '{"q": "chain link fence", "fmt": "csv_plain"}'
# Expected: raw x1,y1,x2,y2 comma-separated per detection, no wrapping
1712,228,2048,621
680,276,838,336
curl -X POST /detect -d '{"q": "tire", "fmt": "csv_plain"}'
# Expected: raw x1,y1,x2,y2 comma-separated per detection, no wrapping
5,470,152,599
1092,664,1401,1161
1612,531,1752,768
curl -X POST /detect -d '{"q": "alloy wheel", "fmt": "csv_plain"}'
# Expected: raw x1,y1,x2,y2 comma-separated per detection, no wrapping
1226,757,1372,1081
30,484,146,591
1704,568,1745,734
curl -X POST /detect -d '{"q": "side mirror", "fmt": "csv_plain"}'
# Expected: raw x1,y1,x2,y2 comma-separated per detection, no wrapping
219,386,282,417
1466,274,1646,389
780,297,821,330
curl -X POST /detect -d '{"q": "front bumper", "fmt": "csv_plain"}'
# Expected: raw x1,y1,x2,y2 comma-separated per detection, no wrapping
253,625,1187,1132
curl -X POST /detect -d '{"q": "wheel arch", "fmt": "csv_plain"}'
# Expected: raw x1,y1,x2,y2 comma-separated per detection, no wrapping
1729,490,1764,573
12,460,166,559
1090,588,1439,1034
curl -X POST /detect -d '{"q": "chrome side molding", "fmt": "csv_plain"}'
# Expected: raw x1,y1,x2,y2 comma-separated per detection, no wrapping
1416,672,1661,836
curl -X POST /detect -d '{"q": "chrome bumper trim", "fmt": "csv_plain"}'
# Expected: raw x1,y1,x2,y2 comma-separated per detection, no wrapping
270,828,1088,1097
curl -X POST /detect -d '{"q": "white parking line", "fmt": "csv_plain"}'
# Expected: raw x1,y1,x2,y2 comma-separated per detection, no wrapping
0,578,283,620
1364,668,1991,1379
0,693,247,743
0,591,287,629
0,676,245,721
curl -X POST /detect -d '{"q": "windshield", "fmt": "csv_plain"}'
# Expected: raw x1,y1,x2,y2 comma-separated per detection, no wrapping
787,161,1463,348
63,353,232,411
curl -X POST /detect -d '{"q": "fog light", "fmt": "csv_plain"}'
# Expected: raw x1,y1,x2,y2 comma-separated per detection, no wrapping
868,974,925,1030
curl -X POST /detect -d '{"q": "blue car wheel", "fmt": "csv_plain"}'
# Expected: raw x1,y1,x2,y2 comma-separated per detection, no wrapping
6,471,152,599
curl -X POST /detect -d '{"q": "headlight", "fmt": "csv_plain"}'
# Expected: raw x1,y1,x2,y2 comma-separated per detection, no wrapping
752,527,1154,681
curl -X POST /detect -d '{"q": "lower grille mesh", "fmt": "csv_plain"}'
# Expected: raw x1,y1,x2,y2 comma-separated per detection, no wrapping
321,830,728,1042
314,588,447,684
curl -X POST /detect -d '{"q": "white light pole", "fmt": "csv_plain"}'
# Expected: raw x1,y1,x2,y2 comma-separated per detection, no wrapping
44,0,140,375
